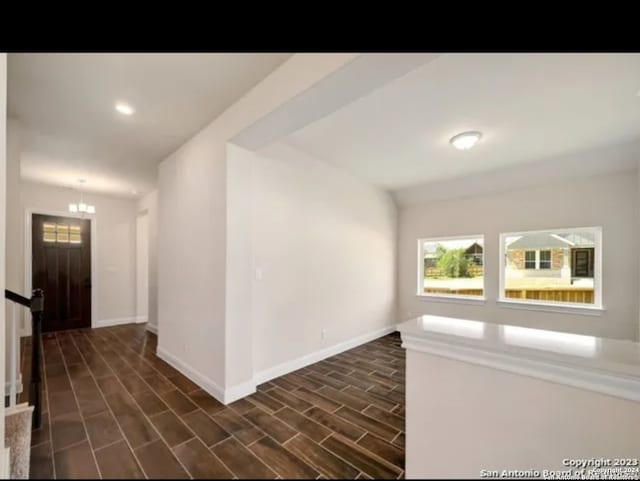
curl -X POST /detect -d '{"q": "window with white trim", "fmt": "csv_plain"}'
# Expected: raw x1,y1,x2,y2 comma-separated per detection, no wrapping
418,235,485,300
524,250,536,269
539,250,551,269
500,227,602,308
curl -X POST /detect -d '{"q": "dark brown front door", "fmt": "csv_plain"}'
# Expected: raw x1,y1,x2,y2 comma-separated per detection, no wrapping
571,248,595,278
32,214,92,332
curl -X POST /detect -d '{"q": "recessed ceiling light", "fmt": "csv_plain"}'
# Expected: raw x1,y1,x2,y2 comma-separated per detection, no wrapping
450,131,482,150
115,102,135,116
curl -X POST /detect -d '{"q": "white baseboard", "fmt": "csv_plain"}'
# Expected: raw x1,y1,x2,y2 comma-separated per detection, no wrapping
156,325,396,405
224,380,256,404
94,317,139,328
156,346,226,404
253,325,397,385
145,323,158,335
22,316,144,334
1,446,9,479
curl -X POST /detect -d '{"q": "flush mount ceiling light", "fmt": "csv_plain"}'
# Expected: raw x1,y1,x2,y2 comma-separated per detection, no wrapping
450,131,482,150
69,179,96,216
115,102,135,116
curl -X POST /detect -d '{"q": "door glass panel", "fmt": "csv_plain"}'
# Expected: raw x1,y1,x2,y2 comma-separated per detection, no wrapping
69,225,82,244
56,224,69,243
43,223,56,243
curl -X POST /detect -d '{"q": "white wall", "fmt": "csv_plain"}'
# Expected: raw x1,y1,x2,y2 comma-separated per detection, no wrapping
5,119,22,391
0,52,8,472
225,145,254,392
249,143,397,375
156,54,360,401
398,170,638,341
138,191,158,332
17,181,138,331
638,163,640,337
157,135,227,392
406,350,640,478
136,213,149,321
5,119,20,296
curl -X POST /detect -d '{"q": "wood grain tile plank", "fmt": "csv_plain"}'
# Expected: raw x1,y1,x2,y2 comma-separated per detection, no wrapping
248,436,319,479
357,433,404,468
285,433,359,479
274,407,331,443
182,409,230,447
53,441,99,479
305,406,366,441
149,410,194,447
335,406,399,442
292,386,341,412
213,408,265,445
317,385,370,411
322,435,400,479
363,405,405,431
247,391,285,414
158,389,198,416
135,439,189,479
173,438,234,479
263,387,312,412
94,440,144,479
244,407,297,444
211,437,277,479
343,385,398,412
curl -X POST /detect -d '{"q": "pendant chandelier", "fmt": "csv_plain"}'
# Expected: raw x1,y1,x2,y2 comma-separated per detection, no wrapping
68,179,96,216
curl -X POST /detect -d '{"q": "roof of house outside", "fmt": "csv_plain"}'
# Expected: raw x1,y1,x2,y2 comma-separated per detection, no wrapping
424,240,483,257
465,242,483,255
508,232,595,250
558,232,596,246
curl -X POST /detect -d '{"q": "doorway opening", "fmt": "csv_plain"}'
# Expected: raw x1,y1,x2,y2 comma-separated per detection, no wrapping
136,212,149,323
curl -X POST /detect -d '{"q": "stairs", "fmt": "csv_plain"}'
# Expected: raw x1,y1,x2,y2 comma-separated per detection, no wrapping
5,403,33,479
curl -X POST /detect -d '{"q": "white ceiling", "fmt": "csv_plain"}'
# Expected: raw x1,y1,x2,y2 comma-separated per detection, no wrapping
284,53,640,191
8,53,291,197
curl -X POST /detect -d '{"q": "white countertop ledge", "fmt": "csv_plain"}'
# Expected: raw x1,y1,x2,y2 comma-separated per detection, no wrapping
398,315,640,402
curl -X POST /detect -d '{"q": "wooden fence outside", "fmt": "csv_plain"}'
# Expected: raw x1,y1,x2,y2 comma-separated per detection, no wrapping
425,265,484,278
423,287,594,304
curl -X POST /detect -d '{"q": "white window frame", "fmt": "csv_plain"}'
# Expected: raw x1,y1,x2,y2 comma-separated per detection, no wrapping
524,250,537,269
525,249,552,270
498,226,604,314
538,249,551,270
417,234,486,304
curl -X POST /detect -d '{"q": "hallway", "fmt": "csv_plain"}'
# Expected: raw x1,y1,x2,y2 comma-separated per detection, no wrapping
26,325,405,479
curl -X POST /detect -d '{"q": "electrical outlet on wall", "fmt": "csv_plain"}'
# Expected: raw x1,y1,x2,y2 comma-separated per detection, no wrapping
255,267,263,281
321,329,327,341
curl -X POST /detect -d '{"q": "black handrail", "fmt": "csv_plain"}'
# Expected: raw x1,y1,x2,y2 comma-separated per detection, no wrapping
4,288,44,430
4,289,30,308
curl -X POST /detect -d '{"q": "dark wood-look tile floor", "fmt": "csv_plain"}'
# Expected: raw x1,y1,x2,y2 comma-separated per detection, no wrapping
24,324,405,479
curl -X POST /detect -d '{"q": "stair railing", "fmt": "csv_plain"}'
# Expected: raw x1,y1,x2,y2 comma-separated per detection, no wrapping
4,289,44,430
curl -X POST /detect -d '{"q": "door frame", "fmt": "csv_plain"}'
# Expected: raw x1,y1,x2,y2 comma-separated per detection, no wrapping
24,208,98,334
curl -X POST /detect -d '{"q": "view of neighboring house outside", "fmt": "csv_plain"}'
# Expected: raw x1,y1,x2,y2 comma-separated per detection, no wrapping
421,236,484,298
504,230,596,304
421,230,598,305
